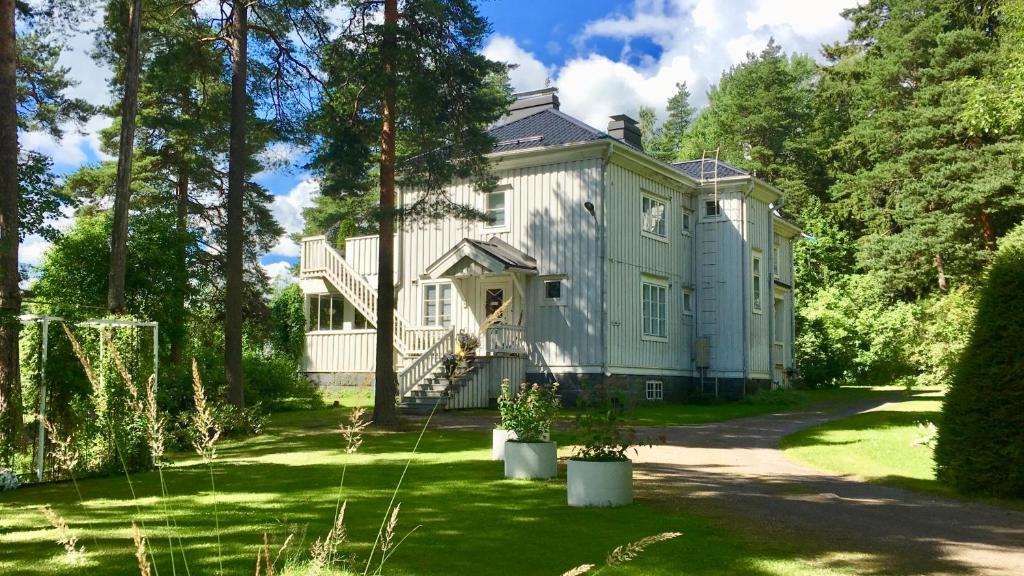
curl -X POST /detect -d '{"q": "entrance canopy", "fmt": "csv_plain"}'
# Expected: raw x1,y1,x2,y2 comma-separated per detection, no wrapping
424,236,537,280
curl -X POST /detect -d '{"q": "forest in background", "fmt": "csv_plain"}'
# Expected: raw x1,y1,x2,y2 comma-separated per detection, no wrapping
3,0,1023,480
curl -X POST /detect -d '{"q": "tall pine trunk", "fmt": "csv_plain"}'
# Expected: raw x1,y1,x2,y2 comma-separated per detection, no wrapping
224,0,247,407
107,0,143,314
935,252,948,292
372,0,399,426
0,0,22,459
171,160,189,367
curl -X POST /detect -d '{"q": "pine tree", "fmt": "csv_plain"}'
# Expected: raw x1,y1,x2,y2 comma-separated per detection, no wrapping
679,39,824,214
648,81,694,161
823,0,1023,297
312,0,509,425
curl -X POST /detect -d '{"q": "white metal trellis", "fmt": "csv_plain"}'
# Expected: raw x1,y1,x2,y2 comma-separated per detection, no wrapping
18,315,159,482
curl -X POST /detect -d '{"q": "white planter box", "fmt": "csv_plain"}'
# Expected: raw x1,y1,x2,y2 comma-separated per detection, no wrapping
492,428,518,461
567,459,633,507
504,441,557,479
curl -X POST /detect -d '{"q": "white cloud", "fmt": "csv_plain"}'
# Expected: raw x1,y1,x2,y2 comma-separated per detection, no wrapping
21,116,113,169
271,177,319,235
19,234,50,268
483,34,554,93
262,261,297,289
269,235,300,258
512,0,863,128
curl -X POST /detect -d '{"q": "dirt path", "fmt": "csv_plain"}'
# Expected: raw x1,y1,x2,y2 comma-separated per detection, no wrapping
630,398,1024,575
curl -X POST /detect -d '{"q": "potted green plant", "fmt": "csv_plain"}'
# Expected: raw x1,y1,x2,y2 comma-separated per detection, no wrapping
492,378,517,461
567,384,642,507
498,380,560,479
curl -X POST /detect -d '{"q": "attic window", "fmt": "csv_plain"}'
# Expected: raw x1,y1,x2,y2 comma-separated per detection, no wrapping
705,199,721,218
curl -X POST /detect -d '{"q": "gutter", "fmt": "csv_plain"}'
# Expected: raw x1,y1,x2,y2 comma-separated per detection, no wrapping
740,179,755,397
600,141,613,380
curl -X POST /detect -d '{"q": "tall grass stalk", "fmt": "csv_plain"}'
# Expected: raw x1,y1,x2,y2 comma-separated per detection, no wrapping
190,358,222,575
64,324,161,573
362,401,438,576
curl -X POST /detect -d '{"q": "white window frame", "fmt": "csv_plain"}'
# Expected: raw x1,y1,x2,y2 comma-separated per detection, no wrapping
540,275,566,307
483,186,510,232
646,380,664,401
641,192,669,241
681,208,693,236
703,198,723,221
752,250,763,314
682,288,694,316
311,294,345,331
641,277,668,341
422,281,453,327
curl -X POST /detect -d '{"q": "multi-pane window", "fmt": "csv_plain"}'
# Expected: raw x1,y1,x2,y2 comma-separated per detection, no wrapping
681,209,692,235
641,195,667,237
485,189,506,227
683,289,694,315
646,380,664,401
311,294,345,331
773,243,780,278
752,252,763,312
423,282,453,326
642,280,667,338
705,199,721,218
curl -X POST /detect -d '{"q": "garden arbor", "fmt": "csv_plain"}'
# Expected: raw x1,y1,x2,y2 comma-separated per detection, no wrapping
19,315,158,481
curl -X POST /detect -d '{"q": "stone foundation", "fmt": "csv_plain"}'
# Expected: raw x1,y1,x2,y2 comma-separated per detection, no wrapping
523,372,772,405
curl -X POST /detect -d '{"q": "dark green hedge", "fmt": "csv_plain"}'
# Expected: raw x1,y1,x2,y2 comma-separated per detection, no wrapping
935,225,1024,496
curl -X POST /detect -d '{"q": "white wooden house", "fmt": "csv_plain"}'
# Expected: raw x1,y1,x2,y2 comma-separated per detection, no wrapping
299,88,800,410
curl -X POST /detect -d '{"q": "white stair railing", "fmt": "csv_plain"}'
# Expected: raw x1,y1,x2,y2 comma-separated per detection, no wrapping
398,327,455,398
300,236,441,356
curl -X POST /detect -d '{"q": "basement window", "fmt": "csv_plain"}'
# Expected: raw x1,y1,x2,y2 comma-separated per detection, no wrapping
646,380,664,401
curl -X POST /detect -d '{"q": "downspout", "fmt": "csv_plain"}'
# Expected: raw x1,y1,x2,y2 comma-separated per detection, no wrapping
600,142,613,381
740,180,755,398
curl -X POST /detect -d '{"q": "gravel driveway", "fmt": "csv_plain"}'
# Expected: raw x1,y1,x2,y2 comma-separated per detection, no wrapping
630,398,1024,575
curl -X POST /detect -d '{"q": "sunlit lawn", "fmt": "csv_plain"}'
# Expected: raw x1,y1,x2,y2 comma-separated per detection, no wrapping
2,403,854,576
780,388,1024,510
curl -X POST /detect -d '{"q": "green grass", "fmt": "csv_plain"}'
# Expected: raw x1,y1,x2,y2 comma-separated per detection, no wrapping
1,405,856,576
780,390,1024,510
589,386,892,427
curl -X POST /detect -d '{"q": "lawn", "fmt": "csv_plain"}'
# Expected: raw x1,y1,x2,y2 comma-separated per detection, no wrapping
1,404,854,576
780,389,1024,509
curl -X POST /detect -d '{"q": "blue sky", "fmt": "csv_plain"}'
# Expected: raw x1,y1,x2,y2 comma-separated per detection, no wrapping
21,0,859,283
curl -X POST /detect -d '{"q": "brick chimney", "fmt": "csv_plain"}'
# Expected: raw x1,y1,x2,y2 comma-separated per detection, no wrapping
607,114,642,150
503,88,560,124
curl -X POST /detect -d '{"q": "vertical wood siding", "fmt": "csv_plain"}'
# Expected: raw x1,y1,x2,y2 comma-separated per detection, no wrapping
605,161,695,374
396,157,605,374
747,195,773,376
303,331,376,372
695,188,746,377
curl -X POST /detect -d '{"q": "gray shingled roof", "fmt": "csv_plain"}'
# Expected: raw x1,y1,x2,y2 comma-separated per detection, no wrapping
488,108,752,183
490,109,606,153
671,159,748,180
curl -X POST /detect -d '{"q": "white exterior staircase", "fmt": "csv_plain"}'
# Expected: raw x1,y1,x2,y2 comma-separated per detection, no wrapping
300,236,454,405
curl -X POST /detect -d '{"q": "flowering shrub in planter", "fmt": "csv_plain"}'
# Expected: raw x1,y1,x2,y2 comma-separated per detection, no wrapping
497,379,560,479
568,384,647,506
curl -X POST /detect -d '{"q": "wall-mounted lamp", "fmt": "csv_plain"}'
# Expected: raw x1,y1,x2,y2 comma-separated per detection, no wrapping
584,201,596,219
